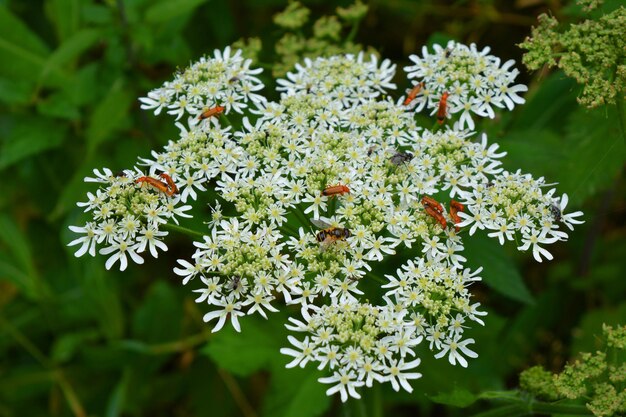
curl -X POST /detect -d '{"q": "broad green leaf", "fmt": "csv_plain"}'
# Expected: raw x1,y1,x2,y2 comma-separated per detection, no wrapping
45,0,82,42
86,77,133,151
76,260,125,340
511,73,578,133
463,233,534,304
570,302,626,355
499,129,563,181
39,28,103,86
430,387,477,407
203,316,283,376
262,365,330,417
36,91,80,120
132,281,182,343
0,7,50,82
51,330,100,363
0,77,33,105
145,0,209,23
558,106,626,206
66,62,100,106
0,214,48,300
0,117,67,169
106,368,131,417
496,289,567,369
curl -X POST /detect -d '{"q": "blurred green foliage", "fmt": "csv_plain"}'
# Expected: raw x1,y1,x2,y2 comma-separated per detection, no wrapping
1,0,625,416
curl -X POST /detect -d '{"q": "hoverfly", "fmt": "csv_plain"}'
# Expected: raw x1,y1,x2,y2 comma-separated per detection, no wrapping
436,92,449,125
310,218,352,249
389,151,414,166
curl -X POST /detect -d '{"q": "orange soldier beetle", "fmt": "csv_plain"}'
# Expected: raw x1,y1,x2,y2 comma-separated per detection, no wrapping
421,196,447,229
436,92,449,124
403,82,425,106
158,173,178,196
449,199,465,232
322,184,350,198
198,105,225,120
421,196,444,214
136,173,178,196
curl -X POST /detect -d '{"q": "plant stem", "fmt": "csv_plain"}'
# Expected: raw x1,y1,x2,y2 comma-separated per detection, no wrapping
346,20,361,44
0,315,87,417
529,401,591,415
160,222,206,240
220,113,233,127
615,96,626,150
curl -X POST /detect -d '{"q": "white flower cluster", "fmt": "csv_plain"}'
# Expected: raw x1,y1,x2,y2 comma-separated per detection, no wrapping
456,171,583,262
404,41,528,129
277,53,396,105
68,168,192,270
70,45,583,401
139,46,265,119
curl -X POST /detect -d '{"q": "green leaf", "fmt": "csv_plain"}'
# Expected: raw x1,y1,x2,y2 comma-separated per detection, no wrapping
106,368,131,417
76,260,125,340
558,106,626,206
262,365,331,417
0,214,48,300
51,330,100,363
570,302,626,355
86,77,133,151
430,387,478,407
463,233,534,304
203,316,282,376
145,0,209,23
0,77,33,105
132,281,182,343
0,117,67,170
499,129,564,181
0,7,50,82
36,91,80,120
511,72,578,132
45,0,82,42
39,28,103,86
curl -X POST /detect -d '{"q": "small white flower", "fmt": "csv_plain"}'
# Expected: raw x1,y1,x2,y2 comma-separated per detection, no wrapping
434,334,478,368
318,369,364,403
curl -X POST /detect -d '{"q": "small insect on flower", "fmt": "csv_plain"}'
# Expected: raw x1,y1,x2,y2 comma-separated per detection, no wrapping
159,173,178,196
436,92,449,125
449,200,465,232
550,204,562,222
311,218,352,249
421,196,447,229
198,105,225,120
389,151,414,166
322,184,350,198
229,275,242,292
403,82,425,106
136,174,178,196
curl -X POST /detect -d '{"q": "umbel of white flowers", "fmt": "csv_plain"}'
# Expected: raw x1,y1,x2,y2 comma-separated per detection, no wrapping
69,42,583,402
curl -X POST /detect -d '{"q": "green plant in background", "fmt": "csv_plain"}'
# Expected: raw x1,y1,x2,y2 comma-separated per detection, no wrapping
266,1,373,77
519,0,626,141
520,324,626,416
